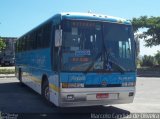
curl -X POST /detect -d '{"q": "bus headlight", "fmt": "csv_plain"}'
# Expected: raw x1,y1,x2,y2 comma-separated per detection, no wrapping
122,82,135,87
128,82,136,86
122,82,128,87
62,83,84,88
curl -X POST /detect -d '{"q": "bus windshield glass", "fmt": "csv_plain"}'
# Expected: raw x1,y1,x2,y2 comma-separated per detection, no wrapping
61,20,135,72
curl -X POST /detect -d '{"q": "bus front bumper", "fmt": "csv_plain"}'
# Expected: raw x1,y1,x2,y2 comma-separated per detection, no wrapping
59,87,135,107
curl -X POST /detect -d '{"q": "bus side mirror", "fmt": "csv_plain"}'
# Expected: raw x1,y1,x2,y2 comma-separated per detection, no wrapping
55,29,62,47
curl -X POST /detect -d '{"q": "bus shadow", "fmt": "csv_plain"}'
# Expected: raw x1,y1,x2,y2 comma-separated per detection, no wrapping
35,105,130,119
0,81,130,119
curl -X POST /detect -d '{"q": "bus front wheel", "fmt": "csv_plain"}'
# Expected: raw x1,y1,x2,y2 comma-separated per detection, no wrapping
42,79,50,101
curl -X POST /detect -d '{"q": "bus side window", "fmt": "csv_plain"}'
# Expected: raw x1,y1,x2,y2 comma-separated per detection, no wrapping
37,28,43,49
43,23,52,48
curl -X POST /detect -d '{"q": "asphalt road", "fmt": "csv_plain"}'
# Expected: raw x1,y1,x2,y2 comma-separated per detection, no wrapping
0,77,160,119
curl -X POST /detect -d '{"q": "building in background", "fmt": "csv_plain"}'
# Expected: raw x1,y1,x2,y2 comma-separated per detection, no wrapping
0,37,17,66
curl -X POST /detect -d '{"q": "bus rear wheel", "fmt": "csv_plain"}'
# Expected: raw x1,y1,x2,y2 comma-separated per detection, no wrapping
42,80,50,101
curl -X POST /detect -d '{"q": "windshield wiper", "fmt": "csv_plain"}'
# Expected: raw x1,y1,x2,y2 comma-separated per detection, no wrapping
84,52,102,73
108,60,125,74
105,51,125,74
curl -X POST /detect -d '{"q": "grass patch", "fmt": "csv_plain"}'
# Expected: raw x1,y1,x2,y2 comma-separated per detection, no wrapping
0,69,15,74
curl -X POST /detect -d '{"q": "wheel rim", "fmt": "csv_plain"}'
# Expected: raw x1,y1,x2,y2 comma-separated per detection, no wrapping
44,86,49,100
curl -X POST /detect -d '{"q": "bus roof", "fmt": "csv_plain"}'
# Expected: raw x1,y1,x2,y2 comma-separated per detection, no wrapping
18,12,131,39
60,12,131,25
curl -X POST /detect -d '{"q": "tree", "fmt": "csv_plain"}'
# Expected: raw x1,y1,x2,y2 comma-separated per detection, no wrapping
141,55,156,67
155,51,160,65
136,55,142,68
0,37,6,52
132,16,160,47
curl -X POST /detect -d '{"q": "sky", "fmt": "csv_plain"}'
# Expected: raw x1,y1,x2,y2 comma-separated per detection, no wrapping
0,0,160,56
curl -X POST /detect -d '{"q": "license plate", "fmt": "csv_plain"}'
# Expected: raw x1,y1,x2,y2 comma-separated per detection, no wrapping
87,93,118,100
96,93,109,99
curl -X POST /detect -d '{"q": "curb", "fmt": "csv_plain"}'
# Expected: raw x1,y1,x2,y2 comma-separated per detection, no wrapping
137,72,160,77
137,75,160,77
0,74,15,78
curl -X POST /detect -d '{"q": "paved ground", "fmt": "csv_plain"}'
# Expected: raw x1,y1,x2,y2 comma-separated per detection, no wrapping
0,77,160,119
114,77,160,113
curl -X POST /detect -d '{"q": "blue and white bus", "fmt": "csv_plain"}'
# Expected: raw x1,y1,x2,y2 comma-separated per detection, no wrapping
15,12,136,107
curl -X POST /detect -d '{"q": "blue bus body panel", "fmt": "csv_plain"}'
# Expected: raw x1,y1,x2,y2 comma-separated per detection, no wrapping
60,72,136,87
16,48,51,69
16,48,52,83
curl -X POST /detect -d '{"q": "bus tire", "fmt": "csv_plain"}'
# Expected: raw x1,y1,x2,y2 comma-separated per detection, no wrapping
18,68,24,86
42,79,50,101
1,64,4,67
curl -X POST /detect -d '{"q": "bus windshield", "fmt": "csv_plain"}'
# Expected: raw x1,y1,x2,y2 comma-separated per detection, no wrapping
61,20,135,72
